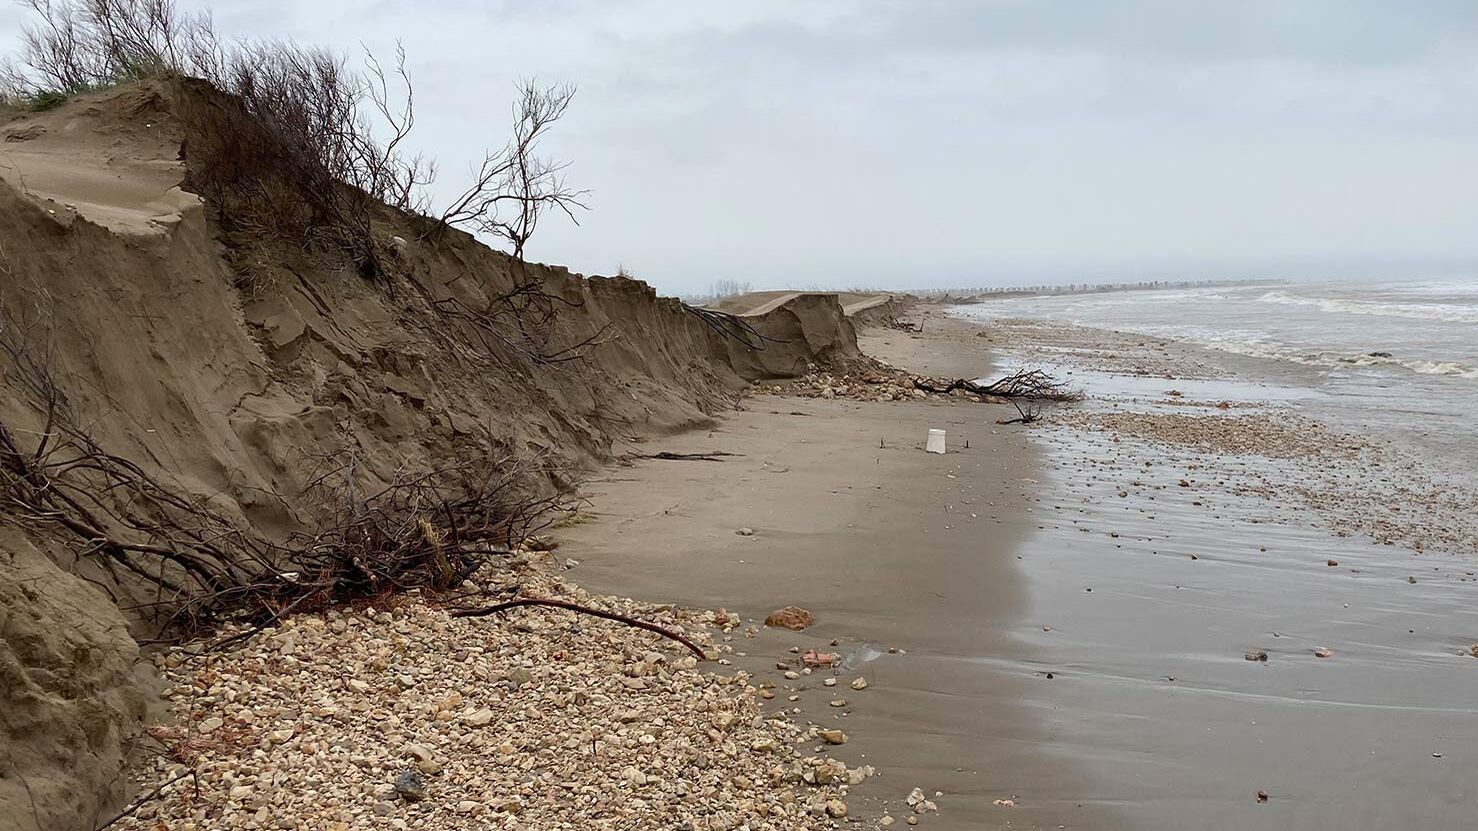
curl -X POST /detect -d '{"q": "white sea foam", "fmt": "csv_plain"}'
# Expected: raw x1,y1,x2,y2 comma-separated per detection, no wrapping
1256,290,1478,324
1183,335,1478,379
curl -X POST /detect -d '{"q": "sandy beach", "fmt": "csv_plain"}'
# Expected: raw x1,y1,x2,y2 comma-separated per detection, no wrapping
559,306,1478,830
5,6,1476,829
555,313,1118,828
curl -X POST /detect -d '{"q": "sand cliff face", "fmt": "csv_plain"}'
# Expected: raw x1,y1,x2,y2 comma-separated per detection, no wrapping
0,81,861,831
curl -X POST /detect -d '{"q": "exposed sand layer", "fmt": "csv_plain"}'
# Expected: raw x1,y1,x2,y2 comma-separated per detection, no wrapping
711,291,895,318
0,89,198,235
0,82,869,831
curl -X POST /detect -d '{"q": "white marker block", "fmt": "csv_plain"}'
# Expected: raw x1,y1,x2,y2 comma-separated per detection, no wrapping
926,428,946,454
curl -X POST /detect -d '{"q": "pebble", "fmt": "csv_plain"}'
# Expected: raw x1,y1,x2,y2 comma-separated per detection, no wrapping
462,708,494,727
393,770,427,802
850,677,869,690
765,606,815,630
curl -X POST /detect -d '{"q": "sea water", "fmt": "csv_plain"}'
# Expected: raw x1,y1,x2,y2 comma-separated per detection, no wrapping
951,278,1478,485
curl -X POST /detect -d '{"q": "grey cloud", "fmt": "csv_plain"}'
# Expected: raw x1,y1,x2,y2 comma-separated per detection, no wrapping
2,1,1476,292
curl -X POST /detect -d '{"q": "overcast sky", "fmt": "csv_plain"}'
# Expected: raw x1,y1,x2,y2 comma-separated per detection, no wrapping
5,1,1478,294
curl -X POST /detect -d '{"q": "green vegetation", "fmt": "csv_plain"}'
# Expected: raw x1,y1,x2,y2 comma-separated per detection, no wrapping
25,89,70,110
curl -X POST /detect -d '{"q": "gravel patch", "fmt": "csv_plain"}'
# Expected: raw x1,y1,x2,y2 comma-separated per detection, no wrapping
118,570,873,830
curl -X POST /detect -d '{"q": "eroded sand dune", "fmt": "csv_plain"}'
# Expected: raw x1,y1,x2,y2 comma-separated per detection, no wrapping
0,82,870,831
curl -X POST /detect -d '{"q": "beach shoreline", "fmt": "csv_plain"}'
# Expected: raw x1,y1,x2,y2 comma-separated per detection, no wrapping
99,297,1478,831
563,299,1478,830
560,312,1119,829
940,299,1478,830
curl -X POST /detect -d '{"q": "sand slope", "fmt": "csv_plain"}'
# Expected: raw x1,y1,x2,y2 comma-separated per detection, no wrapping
0,82,867,831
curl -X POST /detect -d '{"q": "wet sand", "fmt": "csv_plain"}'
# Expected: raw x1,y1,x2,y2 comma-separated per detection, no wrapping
558,323,1119,828
559,308,1478,829
951,306,1478,830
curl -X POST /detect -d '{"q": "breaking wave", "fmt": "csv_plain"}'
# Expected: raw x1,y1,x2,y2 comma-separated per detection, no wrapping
1187,335,1478,379
1257,290,1478,324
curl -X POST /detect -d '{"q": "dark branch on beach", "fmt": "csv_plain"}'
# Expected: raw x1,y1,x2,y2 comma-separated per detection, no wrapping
883,315,923,333
93,769,198,831
625,451,741,462
995,398,1045,425
914,369,1082,402
450,596,710,659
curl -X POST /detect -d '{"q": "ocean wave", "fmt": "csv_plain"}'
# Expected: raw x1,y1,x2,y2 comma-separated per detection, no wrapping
1257,290,1478,324
1190,336,1478,379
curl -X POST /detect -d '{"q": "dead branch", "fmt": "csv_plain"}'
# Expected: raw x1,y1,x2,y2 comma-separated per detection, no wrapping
1,306,575,641
914,368,1081,401
93,768,197,831
435,80,587,260
683,305,790,351
450,597,709,660
427,276,615,366
995,398,1044,425
626,451,740,462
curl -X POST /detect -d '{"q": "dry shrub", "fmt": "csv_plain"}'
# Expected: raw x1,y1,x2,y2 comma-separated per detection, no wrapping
0,306,573,640
4,0,576,278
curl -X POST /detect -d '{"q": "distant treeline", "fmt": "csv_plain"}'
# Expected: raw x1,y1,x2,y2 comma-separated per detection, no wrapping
918,278,1279,300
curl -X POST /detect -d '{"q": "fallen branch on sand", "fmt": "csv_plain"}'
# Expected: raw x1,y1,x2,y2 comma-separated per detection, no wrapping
996,398,1045,425
94,769,199,830
913,368,1082,401
451,597,710,659
626,451,742,462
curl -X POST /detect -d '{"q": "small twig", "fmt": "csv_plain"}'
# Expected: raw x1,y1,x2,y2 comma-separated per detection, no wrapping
205,590,318,653
451,597,710,659
93,769,196,831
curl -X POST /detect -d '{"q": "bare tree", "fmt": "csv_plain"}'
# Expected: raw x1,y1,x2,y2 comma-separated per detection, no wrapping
355,43,436,214
436,80,587,260
8,0,210,95
709,279,751,299
6,1,587,266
